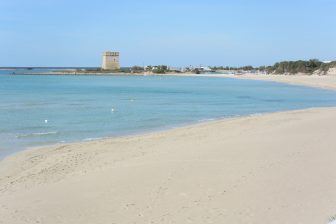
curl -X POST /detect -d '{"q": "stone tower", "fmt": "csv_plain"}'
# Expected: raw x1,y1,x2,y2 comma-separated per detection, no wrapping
102,51,120,70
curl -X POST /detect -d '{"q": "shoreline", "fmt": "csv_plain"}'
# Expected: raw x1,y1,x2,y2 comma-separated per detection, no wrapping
0,107,303,161
0,107,312,161
0,106,331,162
1,107,336,223
2,73,336,161
222,73,336,91
14,71,336,90
1,75,336,223
172,73,336,91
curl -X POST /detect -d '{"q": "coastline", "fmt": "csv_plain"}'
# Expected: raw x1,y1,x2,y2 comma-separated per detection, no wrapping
19,71,336,90
1,76,336,223
170,73,336,91
221,74,336,91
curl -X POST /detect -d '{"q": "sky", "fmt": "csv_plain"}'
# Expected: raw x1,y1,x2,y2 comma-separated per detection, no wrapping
0,0,335,67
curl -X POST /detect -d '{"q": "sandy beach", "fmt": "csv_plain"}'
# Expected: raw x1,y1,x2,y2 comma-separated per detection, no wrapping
224,74,336,90
178,73,336,90
161,73,336,90
1,76,336,224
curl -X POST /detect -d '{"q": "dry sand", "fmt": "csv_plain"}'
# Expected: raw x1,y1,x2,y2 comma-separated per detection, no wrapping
212,74,336,90
1,76,336,224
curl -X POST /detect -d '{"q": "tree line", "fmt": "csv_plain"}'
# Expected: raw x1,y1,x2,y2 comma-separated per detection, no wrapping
212,59,336,75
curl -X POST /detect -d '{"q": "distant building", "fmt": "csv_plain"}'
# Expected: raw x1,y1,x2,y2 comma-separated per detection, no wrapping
168,66,183,72
102,51,120,70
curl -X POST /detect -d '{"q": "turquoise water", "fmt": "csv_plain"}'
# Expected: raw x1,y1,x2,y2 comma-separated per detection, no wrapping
1,72,336,158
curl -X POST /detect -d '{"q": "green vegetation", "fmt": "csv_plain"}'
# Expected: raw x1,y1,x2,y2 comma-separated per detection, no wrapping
152,65,168,74
264,59,336,75
211,65,254,71
320,61,336,73
266,59,323,74
211,66,243,71
131,66,144,73
212,59,336,75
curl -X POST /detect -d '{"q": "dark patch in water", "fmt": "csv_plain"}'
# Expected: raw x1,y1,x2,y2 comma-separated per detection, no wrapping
237,95,253,100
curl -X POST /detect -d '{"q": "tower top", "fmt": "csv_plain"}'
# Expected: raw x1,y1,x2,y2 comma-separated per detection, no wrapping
103,51,119,56
102,51,120,70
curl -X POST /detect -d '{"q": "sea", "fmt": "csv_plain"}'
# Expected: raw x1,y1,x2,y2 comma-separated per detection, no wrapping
1,68,336,158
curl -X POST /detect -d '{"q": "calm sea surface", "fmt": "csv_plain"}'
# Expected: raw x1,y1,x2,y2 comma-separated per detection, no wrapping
1,70,336,158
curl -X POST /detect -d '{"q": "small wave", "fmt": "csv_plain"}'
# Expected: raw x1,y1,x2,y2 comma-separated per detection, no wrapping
83,137,102,141
16,131,58,138
198,118,216,122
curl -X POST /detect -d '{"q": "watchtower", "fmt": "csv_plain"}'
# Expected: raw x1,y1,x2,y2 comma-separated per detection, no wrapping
102,51,120,70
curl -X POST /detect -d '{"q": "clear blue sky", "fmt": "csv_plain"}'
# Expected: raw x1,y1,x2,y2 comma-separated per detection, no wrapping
1,0,335,67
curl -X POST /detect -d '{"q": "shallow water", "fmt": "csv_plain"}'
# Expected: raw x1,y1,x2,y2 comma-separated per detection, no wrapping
1,71,336,158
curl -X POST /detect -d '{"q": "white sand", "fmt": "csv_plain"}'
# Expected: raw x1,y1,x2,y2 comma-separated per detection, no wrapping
214,74,336,90
163,73,336,90
1,76,336,224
